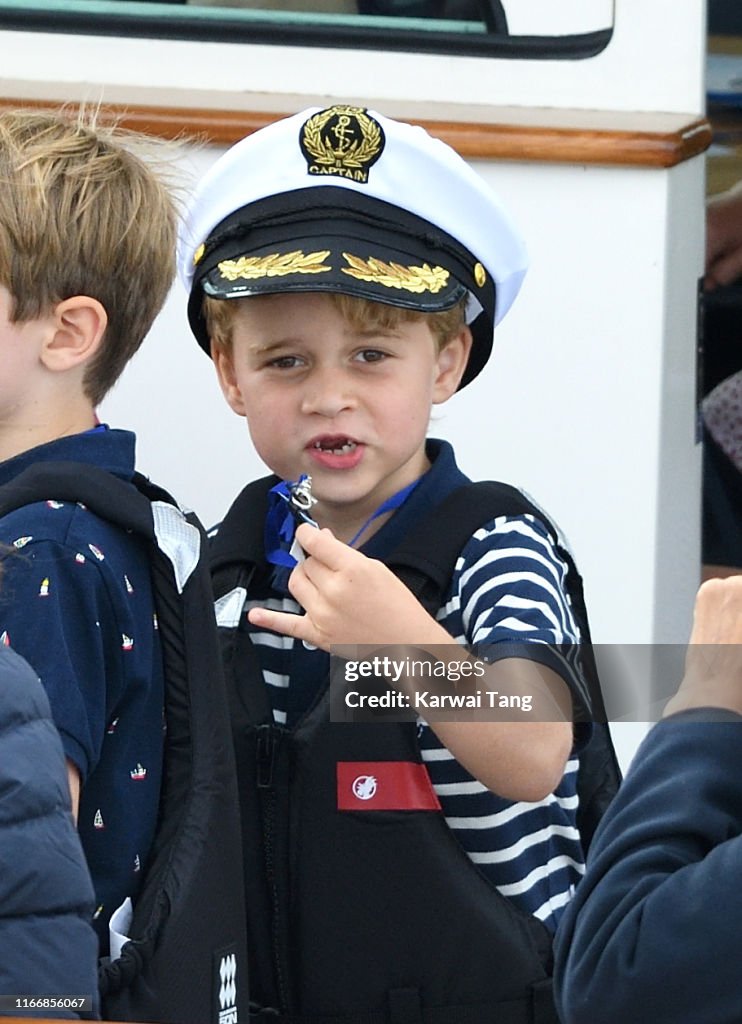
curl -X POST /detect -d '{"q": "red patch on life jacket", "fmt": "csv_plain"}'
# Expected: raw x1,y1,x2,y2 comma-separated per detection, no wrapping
337,761,441,811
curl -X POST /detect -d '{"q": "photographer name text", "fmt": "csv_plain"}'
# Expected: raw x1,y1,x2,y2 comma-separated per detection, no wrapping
344,689,533,711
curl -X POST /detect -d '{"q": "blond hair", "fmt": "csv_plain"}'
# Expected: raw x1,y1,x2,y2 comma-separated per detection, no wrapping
204,291,467,353
0,108,179,404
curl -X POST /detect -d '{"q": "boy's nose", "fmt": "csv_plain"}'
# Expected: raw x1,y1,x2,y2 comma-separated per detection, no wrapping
300,366,356,417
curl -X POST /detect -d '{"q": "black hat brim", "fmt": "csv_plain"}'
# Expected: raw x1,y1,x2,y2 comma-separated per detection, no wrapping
189,186,495,389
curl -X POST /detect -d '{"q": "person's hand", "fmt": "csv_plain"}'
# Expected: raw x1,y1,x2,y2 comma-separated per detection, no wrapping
663,576,742,717
706,186,742,290
247,523,446,651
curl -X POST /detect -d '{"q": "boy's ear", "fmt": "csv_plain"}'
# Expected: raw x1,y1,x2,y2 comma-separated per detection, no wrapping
41,295,108,373
432,326,473,404
211,340,246,417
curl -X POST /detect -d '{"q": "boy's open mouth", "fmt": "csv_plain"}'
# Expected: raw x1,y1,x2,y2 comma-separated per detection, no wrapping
307,435,364,470
309,437,358,456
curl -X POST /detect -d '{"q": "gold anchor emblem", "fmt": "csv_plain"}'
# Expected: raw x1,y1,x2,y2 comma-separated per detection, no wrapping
300,106,385,184
332,114,354,154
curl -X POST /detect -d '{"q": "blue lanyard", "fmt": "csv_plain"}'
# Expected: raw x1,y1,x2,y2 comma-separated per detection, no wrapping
346,478,420,548
265,477,313,569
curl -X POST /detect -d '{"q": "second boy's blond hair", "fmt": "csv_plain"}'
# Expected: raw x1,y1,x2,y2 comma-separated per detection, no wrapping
0,108,179,405
204,292,468,354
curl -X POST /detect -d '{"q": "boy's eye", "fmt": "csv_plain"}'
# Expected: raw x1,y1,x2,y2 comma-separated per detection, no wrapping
266,354,302,369
356,349,387,363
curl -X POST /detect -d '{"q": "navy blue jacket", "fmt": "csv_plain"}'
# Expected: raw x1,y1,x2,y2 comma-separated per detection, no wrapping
0,427,164,951
0,645,99,1017
554,710,742,1024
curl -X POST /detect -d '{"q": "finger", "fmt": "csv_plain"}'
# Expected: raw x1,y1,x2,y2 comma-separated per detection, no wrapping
248,605,314,642
690,578,742,646
688,580,722,647
292,557,334,597
706,248,742,289
286,563,322,607
295,524,352,571
705,212,730,267
705,230,726,270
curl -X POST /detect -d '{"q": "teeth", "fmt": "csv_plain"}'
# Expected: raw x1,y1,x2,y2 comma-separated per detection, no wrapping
314,440,356,455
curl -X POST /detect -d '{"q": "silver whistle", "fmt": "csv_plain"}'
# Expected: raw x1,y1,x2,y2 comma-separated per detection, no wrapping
286,474,318,530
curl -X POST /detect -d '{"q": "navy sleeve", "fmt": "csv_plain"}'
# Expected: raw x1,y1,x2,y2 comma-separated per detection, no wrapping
554,711,742,1024
0,536,129,780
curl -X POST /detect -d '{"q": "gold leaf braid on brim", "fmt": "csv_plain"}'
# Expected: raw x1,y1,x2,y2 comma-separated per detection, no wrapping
218,250,332,282
341,252,450,294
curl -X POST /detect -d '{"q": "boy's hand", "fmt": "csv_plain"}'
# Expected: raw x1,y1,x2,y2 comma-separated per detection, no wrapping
706,186,742,290
663,576,742,717
247,524,444,650
249,524,573,801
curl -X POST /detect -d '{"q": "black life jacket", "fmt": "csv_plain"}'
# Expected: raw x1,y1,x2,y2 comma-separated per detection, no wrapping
210,474,621,1024
0,462,249,1024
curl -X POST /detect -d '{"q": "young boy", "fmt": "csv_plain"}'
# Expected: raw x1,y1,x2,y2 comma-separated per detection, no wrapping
180,105,593,1020
0,109,176,955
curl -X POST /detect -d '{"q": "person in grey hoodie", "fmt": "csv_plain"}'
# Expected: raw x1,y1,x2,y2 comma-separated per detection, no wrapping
0,642,99,1018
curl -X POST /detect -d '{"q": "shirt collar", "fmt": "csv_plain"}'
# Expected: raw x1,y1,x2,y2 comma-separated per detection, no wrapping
361,438,470,560
0,425,137,488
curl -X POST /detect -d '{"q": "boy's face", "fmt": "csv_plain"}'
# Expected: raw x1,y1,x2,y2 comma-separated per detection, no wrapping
213,292,471,536
0,285,49,415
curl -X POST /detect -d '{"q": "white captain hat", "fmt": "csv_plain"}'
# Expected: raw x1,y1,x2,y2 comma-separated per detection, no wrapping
179,104,528,389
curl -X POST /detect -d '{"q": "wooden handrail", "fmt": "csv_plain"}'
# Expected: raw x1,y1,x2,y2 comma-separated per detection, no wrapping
0,95,712,168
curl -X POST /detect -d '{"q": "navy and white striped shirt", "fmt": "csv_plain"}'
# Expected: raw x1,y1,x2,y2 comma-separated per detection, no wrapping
226,439,591,932
421,507,586,930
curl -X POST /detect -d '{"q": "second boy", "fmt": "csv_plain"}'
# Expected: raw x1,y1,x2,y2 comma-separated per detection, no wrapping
180,105,593,1022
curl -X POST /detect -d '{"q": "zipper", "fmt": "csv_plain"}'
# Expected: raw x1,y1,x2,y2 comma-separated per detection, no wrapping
256,723,278,788
255,723,291,1014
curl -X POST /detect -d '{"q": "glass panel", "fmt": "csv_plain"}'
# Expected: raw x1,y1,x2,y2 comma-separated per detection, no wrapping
0,0,614,58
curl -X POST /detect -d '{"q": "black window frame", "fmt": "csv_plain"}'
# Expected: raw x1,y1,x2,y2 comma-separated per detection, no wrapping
0,1,614,61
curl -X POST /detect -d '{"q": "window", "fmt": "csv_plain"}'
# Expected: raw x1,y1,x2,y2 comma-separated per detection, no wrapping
0,0,614,59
